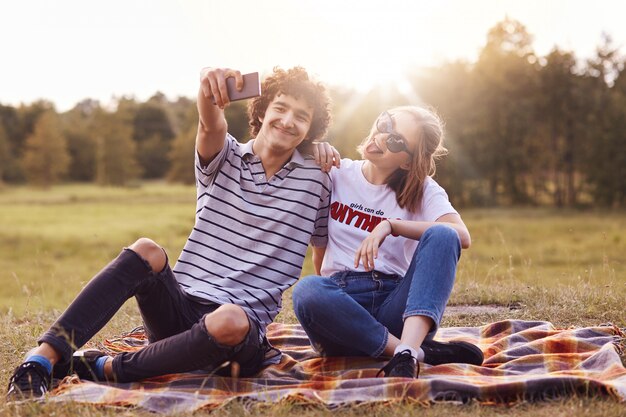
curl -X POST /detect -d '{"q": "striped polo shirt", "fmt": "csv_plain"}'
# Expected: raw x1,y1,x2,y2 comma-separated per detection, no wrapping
172,134,331,329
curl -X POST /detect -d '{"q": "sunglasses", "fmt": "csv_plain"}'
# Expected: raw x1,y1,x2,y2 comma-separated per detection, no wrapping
375,111,414,156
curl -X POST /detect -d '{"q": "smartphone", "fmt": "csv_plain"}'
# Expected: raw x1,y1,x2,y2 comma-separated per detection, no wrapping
213,72,261,103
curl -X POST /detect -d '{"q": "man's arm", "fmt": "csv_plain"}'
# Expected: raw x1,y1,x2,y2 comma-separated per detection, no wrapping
196,68,244,166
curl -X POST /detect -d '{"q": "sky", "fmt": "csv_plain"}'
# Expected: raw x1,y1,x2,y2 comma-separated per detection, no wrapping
1,0,625,111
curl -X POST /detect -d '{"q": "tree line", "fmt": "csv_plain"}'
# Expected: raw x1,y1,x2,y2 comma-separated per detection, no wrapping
1,18,624,207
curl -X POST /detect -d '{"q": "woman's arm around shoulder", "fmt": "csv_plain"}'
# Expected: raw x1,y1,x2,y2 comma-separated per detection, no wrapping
311,246,327,275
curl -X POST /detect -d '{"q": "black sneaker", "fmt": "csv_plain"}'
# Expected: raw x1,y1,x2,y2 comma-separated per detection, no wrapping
6,361,51,401
376,349,419,378
421,339,483,366
52,350,108,381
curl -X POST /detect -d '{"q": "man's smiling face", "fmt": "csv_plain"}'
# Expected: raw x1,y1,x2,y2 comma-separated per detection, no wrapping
255,93,314,153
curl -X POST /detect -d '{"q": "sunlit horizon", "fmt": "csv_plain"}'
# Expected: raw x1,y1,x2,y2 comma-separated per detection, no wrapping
2,0,625,111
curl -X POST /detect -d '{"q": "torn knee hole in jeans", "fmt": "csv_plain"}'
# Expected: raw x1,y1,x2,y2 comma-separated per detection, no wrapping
124,247,168,275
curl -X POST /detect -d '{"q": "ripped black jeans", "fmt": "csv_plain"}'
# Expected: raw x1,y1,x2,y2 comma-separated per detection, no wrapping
39,248,265,382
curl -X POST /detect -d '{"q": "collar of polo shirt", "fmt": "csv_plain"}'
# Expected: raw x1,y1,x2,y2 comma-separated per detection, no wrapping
240,139,306,168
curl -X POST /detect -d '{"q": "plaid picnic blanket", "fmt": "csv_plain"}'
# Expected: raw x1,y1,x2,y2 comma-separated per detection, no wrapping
50,320,626,413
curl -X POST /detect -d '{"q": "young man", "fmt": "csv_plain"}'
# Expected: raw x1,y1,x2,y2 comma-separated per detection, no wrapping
7,66,332,400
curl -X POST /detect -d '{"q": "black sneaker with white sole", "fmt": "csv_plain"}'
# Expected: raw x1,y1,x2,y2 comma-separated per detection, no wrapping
6,361,51,401
376,349,420,378
421,339,484,366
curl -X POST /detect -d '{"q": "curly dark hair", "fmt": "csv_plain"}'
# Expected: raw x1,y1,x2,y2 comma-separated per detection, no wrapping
248,67,332,153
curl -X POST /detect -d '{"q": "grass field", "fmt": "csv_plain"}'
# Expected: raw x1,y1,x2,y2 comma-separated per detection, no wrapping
0,183,624,416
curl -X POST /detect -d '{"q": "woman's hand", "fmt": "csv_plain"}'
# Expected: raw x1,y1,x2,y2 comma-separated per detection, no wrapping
354,220,393,271
312,142,341,173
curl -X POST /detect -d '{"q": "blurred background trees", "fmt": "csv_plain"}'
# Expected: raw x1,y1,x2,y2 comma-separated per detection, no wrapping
0,123,10,187
0,18,625,206
21,109,70,187
93,104,141,186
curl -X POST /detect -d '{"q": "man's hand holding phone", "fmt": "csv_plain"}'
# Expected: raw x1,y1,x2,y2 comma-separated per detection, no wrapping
199,68,260,109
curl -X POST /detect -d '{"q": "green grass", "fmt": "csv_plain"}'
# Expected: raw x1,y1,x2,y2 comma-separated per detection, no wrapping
1,183,625,416
0,183,195,313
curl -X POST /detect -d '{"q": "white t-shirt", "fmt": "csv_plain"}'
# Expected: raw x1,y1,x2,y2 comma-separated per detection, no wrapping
320,158,458,277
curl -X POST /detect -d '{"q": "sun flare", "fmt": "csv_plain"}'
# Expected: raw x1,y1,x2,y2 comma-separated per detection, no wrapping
2,0,625,110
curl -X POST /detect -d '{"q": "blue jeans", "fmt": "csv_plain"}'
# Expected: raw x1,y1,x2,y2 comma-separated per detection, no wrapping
292,224,461,358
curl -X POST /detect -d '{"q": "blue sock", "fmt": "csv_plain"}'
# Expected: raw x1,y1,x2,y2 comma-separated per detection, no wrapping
25,354,52,374
94,356,108,380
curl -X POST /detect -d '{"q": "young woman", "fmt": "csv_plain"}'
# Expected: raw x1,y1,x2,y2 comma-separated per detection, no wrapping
293,106,483,378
